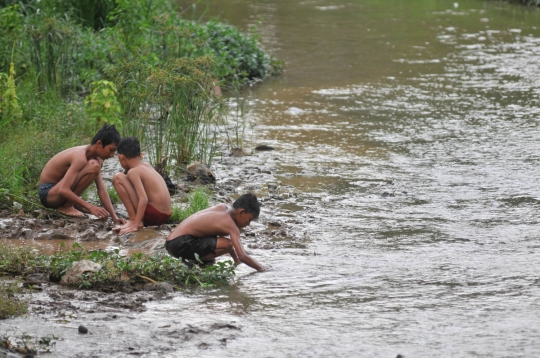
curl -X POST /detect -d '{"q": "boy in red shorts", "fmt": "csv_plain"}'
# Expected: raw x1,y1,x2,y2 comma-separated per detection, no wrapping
165,193,265,271
112,137,172,235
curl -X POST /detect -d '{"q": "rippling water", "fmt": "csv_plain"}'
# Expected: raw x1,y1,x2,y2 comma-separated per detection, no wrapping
188,1,540,357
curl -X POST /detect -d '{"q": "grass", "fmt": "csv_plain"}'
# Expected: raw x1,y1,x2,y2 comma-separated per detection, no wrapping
0,242,235,289
107,187,120,205
170,187,211,223
0,280,27,319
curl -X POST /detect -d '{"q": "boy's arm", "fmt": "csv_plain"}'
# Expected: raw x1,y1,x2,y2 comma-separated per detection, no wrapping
118,170,147,235
95,173,124,225
229,228,264,271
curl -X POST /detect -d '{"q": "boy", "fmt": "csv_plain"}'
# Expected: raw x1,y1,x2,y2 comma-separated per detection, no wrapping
165,193,265,272
112,136,172,235
39,124,125,223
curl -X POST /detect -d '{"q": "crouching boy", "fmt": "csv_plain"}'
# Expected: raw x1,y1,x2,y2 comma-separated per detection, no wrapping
165,193,265,272
38,124,124,223
112,137,172,235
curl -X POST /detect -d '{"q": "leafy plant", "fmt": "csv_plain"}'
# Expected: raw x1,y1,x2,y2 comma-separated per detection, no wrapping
84,80,122,129
169,187,210,223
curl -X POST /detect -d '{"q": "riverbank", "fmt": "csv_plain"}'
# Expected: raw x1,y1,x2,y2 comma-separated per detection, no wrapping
0,146,310,356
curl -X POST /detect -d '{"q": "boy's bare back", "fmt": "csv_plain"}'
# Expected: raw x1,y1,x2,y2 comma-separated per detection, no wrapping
168,204,236,239
127,162,171,214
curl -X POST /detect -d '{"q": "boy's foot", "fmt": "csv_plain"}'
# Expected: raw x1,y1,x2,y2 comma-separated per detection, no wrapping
74,204,91,214
57,206,85,218
112,220,139,232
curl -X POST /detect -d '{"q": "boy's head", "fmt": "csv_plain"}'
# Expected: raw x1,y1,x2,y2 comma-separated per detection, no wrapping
232,193,260,228
91,124,121,159
117,137,141,158
92,124,121,147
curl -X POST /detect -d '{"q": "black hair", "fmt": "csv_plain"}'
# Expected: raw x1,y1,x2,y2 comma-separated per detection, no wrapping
91,124,121,147
117,136,141,158
232,193,260,217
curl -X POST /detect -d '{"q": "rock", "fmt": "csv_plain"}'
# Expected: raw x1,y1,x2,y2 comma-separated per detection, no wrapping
157,282,174,293
21,228,32,238
187,162,216,184
25,273,49,284
254,144,275,151
13,201,23,210
78,228,97,241
78,325,88,334
229,147,250,157
61,260,102,285
268,183,278,190
35,229,71,240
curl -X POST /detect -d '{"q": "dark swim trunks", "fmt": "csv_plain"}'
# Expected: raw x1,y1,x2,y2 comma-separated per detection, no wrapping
165,235,217,261
143,204,171,226
38,183,56,208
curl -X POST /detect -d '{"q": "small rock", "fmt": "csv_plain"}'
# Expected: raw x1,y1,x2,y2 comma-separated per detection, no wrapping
78,325,88,334
61,260,102,285
187,162,216,184
21,228,32,238
13,201,23,210
268,183,278,190
229,147,250,157
25,273,49,284
255,144,275,151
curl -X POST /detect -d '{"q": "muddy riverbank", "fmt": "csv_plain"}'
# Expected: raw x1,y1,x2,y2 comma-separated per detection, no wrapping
0,150,315,357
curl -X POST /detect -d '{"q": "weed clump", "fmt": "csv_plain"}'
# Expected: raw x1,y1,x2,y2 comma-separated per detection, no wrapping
170,187,211,223
0,242,234,290
0,281,27,319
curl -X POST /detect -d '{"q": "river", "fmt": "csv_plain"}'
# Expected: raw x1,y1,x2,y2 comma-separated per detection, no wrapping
5,0,540,357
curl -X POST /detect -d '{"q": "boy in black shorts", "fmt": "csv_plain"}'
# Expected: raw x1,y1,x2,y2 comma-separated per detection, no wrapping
165,193,265,271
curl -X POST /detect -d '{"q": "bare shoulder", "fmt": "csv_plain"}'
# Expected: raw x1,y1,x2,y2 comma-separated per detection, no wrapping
211,203,229,211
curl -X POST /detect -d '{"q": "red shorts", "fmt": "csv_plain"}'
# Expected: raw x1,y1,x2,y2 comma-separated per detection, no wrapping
143,204,171,226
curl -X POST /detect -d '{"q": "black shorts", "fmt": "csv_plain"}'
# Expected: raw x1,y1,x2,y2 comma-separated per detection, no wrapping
165,235,217,261
38,183,56,208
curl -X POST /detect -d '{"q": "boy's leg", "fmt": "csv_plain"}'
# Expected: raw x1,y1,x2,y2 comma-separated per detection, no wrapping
112,172,139,227
46,159,101,216
200,237,238,263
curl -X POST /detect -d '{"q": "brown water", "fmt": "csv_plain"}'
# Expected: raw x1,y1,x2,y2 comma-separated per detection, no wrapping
5,1,540,357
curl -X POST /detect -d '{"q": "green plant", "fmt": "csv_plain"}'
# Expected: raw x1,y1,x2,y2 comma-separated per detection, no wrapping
0,280,28,319
107,186,120,204
0,59,23,127
84,80,122,129
169,187,210,223
0,242,235,289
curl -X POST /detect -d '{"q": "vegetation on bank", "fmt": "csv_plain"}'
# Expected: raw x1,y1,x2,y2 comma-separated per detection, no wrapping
0,242,235,291
0,0,282,212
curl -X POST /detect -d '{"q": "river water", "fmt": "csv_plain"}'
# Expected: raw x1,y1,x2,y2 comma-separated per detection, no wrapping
5,1,540,357
194,1,540,357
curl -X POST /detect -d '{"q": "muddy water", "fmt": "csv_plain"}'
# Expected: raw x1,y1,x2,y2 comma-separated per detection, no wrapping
5,1,540,357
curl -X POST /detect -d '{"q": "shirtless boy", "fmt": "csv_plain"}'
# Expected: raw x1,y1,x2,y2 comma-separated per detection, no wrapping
112,136,172,235
165,193,265,272
38,125,124,223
